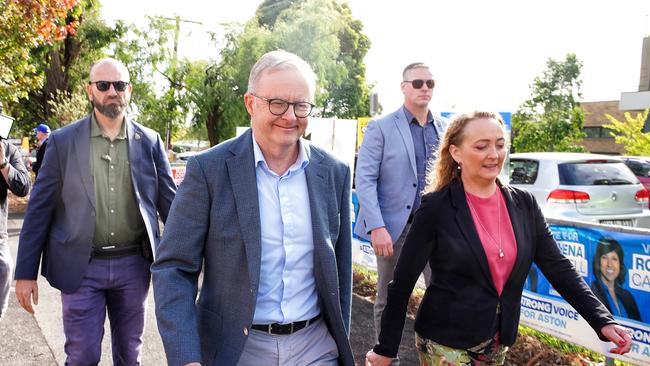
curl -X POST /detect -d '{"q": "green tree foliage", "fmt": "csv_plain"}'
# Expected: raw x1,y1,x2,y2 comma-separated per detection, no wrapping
257,0,371,118
0,0,82,104
47,91,90,128
603,109,650,155
112,16,215,144
194,0,372,146
512,54,586,153
4,0,124,137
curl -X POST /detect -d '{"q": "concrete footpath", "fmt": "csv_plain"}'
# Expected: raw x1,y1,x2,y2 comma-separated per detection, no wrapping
0,212,417,365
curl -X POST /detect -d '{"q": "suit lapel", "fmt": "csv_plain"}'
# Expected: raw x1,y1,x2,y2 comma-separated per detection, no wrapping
74,116,95,209
226,130,262,289
304,144,335,290
126,119,142,195
393,109,417,178
451,180,495,289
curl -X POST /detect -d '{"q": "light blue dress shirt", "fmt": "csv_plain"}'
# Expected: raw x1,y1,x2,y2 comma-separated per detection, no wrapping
251,135,321,324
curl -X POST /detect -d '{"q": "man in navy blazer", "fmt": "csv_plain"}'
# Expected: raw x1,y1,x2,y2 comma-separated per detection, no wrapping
15,58,176,365
355,63,447,360
152,50,353,365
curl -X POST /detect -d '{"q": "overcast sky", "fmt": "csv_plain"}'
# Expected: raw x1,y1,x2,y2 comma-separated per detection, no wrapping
102,0,650,114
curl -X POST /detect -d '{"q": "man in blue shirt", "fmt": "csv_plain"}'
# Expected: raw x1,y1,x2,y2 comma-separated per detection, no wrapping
152,50,354,366
355,62,447,365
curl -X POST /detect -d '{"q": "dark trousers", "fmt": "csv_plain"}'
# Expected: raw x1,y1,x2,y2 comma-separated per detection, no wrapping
62,254,151,366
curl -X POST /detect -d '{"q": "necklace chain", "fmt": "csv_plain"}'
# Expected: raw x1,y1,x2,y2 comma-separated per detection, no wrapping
466,192,505,259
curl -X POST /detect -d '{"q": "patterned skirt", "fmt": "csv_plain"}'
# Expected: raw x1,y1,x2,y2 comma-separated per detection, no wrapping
415,333,508,366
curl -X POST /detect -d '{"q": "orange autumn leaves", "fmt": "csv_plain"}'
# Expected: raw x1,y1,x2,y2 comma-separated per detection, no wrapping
13,0,81,43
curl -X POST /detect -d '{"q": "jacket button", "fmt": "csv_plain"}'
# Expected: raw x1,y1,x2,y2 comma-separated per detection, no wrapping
406,205,411,210
413,183,417,187
243,327,248,336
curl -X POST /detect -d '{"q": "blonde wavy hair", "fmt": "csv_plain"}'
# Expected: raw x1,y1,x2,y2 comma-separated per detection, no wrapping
424,111,506,193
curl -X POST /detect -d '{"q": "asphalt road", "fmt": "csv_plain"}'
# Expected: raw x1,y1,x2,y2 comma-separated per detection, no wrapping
0,213,418,365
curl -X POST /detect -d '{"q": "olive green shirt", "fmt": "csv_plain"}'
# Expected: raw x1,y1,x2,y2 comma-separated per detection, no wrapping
90,113,145,248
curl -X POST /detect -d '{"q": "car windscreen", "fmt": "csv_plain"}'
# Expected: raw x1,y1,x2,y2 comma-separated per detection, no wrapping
558,162,638,185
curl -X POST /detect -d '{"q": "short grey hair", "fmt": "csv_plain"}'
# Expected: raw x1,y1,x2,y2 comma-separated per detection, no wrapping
247,50,317,98
89,58,130,82
402,62,430,80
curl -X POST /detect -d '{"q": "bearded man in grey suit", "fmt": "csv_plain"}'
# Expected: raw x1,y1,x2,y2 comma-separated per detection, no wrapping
15,58,176,365
152,50,354,366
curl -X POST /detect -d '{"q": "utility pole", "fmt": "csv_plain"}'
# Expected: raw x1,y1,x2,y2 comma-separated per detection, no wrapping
157,15,202,151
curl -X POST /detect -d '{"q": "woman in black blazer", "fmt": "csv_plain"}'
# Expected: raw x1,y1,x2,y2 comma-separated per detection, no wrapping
590,237,642,321
366,112,633,365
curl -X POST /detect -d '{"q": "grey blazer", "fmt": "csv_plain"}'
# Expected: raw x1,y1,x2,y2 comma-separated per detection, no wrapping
15,115,176,293
355,106,447,242
152,129,354,366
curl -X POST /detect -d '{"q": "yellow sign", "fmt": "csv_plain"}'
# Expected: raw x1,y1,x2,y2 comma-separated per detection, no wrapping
356,117,371,150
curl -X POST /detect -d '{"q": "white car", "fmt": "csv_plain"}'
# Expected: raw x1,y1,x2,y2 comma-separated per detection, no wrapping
508,152,650,228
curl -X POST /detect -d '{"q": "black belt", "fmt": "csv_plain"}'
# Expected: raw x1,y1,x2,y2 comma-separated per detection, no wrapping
251,314,321,335
92,242,143,259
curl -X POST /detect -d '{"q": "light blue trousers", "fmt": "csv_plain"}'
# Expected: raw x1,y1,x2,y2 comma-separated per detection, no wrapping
237,318,339,365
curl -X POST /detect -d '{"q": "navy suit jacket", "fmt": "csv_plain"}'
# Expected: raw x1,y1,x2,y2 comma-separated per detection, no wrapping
15,115,176,293
152,129,354,366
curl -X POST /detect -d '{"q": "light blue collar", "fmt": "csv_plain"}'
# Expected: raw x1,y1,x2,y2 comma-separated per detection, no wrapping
252,132,310,176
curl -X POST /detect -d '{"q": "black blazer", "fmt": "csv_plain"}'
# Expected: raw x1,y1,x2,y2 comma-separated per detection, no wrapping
374,179,615,358
32,138,48,178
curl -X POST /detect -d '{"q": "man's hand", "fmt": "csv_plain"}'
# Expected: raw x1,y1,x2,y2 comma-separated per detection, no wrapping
371,227,393,257
15,280,39,314
601,324,633,355
365,350,392,366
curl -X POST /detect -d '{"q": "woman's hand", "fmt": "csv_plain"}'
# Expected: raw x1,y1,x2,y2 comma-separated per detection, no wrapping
601,324,633,355
365,350,392,366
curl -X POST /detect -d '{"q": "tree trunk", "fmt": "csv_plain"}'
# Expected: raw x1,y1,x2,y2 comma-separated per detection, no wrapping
206,104,221,147
42,13,84,119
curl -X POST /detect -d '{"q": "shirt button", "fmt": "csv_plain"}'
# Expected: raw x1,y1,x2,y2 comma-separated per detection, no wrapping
110,187,115,192
110,144,114,148
110,165,115,169
110,209,115,214
110,232,115,236
243,327,248,336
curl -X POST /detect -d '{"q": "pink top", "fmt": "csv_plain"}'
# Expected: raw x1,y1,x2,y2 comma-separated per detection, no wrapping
466,189,517,295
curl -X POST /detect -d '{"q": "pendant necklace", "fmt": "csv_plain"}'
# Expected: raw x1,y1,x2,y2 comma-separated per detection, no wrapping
466,192,505,259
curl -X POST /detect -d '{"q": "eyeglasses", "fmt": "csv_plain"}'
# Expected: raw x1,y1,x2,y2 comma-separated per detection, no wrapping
251,94,315,118
403,79,435,89
88,81,130,92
